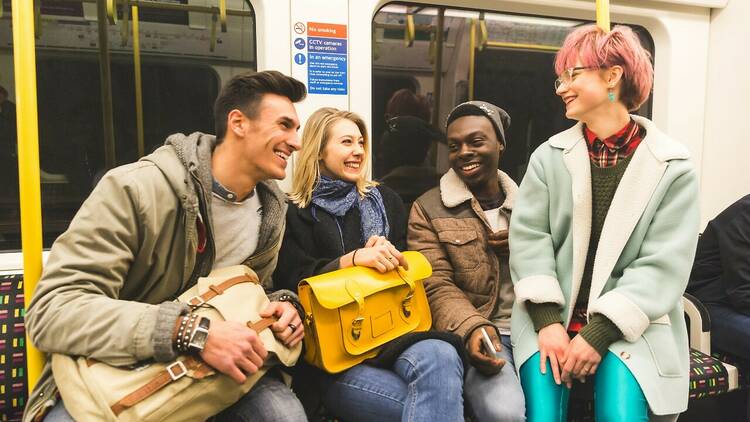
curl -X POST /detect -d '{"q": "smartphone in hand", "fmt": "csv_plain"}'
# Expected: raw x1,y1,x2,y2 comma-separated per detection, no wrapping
480,327,503,360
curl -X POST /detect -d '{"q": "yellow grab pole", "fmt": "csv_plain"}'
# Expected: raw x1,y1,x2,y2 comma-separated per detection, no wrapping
596,0,611,32
132,5,144,157
12,0,45,394
468,19,476,101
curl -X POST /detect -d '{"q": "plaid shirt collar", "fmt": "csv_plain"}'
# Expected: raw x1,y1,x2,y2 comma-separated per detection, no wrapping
583,119,644,168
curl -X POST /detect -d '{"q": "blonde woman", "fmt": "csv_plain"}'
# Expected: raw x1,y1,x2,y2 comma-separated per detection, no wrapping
274,107,464,422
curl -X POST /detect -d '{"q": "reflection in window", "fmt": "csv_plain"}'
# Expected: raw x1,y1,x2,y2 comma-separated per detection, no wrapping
372,4,654,206
0,0,255,250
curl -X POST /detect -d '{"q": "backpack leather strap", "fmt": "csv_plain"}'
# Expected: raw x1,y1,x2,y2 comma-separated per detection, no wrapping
110,316,277,416
186,274,259,307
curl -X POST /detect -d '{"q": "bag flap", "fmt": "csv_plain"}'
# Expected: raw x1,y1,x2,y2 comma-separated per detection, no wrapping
299,251,432,309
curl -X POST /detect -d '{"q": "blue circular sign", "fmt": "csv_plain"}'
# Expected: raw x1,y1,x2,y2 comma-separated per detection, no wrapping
294,53,306,65
294,38,306,50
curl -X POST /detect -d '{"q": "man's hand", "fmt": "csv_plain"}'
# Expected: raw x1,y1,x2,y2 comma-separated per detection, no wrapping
466,325,505,375
560,335,602,388
487,230,509,257
199,320,267,384
259,301,304,347
537,323,570,385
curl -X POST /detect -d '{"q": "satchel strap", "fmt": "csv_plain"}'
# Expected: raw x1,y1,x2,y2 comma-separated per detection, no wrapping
110,316,277,416
187,274,259,307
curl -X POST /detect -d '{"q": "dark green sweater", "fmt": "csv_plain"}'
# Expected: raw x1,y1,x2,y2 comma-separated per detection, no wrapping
526,154,633,356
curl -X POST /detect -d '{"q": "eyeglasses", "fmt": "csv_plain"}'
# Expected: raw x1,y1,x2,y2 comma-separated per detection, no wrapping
554,66,597,90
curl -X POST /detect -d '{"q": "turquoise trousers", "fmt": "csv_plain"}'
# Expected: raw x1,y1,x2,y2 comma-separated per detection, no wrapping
520,351,648,422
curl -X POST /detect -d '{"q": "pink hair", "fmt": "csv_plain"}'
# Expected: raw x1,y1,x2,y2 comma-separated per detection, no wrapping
555,24,653,111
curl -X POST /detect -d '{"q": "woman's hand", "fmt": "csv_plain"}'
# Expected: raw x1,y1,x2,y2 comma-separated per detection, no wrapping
537,323,570,385
339,236,407,272
560,335,602,387
353,242,408,272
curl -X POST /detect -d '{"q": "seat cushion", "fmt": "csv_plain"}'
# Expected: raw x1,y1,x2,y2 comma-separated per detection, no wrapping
0,274,27,421
690,349,731,399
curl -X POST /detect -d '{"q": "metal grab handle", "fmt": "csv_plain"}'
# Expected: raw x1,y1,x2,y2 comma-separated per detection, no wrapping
219,0,227,32
107,0,118,24
404,12,415,47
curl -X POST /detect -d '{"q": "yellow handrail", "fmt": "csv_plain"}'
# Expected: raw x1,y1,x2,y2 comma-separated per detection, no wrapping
596,0,611,32
132,5,144,158
12,0,45,394
468,19,476,101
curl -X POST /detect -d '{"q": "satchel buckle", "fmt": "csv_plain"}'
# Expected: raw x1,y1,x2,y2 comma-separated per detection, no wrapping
188,295,205,307
351,316,364,340
402,293,413,318
166,361,188,381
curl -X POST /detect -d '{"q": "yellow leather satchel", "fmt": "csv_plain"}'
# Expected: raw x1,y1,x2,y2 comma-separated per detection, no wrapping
298,251,432,374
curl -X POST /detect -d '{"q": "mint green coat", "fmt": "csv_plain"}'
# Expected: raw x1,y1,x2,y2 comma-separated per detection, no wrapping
509,116,699,415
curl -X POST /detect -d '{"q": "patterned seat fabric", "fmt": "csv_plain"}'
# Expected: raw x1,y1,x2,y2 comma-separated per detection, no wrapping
0,274,26,422
711,350,750,389
690,348,731,399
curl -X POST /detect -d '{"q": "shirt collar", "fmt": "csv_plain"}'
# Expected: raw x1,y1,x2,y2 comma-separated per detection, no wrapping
584,119,639,151
212,179,253,203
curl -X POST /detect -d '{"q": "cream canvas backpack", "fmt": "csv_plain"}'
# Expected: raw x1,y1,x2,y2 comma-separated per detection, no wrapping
51,265,301,421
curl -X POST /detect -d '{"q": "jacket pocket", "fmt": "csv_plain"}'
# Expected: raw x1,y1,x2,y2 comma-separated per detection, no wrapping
437,230,481,272
642,323,683,377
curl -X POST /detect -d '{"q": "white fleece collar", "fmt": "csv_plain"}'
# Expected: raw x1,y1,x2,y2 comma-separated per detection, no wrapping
439,168,517,209
548,115,690,162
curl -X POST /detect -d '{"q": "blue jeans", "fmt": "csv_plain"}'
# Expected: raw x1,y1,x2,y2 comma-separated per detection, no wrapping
706,303,750,360
45,371,305,422
324,339,464,422
464,334,526,422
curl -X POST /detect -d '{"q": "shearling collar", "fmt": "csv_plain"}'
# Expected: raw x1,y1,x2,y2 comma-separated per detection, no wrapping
548,114,690,163
439,168,518,210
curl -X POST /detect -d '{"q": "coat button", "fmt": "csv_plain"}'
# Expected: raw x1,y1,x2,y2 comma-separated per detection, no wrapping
455,239,460,244
620,351,631,360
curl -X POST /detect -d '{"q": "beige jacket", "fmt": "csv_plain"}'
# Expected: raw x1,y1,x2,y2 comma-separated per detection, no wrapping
407,169,518,340
23,133,290,421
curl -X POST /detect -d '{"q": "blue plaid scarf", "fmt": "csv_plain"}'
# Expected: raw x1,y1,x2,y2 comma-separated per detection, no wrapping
311,176,389,244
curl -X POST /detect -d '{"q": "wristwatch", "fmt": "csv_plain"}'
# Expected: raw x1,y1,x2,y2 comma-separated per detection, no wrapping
187,316,211,354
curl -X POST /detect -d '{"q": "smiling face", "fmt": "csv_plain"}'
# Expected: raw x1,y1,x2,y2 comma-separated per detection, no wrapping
239,93,301,181
319,118,365,183
447,115,503,194
555,59,612,123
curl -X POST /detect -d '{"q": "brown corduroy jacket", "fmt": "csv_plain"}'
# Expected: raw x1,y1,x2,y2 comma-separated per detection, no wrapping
407,169,518,340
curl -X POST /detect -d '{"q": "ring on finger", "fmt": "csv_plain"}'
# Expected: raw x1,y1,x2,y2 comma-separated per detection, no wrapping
288,323,297,331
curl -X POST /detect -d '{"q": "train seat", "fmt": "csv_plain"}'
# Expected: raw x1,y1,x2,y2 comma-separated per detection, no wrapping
0,273,28,422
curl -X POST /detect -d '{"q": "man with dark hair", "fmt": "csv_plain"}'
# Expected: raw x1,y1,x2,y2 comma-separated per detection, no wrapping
24,71,308,422
687,194,750,359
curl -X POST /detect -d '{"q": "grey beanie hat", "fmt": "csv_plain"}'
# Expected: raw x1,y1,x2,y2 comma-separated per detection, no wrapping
445,101,511,146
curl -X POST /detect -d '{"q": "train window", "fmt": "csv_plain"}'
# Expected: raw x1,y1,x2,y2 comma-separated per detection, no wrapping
0,0,256,251
372,4,655,208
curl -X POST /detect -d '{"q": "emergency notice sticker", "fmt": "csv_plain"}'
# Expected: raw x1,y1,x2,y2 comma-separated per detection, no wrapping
305,22,348,95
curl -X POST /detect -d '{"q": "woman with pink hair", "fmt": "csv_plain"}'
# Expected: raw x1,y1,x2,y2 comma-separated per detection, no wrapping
509,24,699,421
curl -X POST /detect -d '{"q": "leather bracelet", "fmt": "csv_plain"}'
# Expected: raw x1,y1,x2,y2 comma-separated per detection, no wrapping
278,294,305,320
176,313,198,353
352,249,359,266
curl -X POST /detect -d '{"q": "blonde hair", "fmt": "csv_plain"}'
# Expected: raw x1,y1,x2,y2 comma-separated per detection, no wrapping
289,107,378,208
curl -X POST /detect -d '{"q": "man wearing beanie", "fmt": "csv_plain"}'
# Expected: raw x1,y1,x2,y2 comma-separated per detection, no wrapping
408,101,525,421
